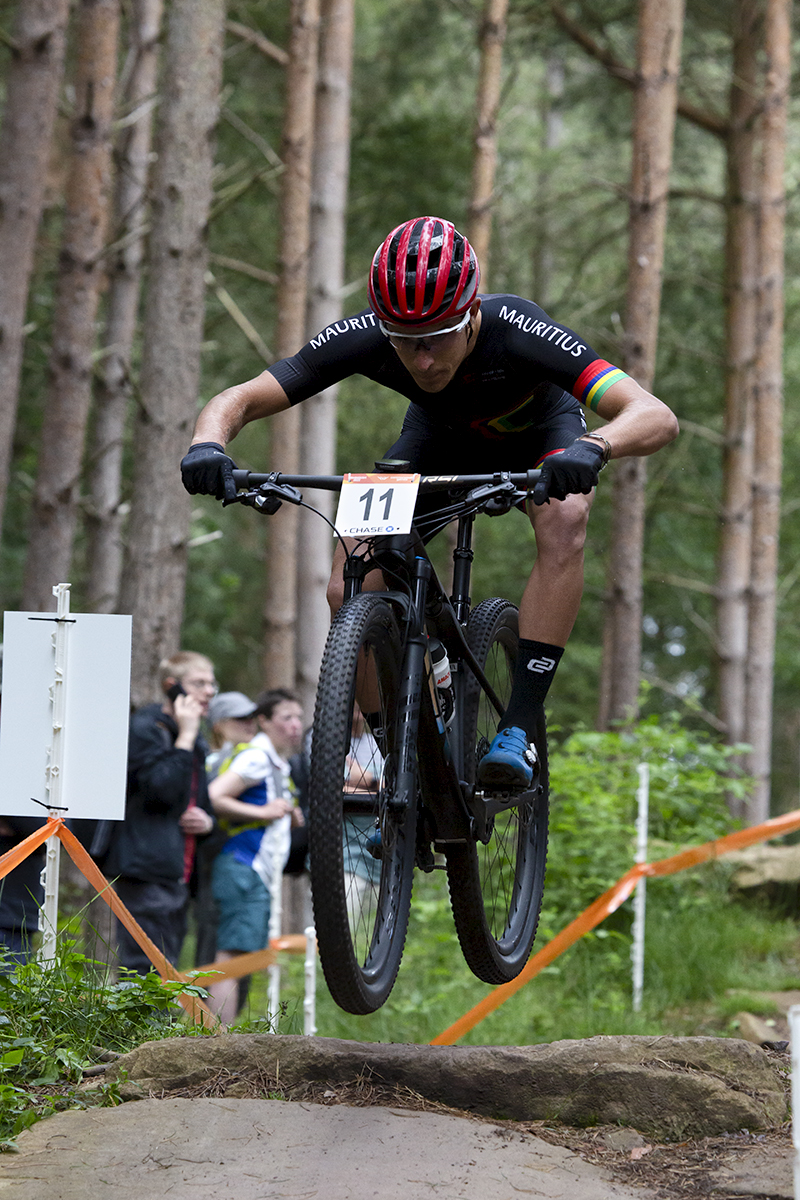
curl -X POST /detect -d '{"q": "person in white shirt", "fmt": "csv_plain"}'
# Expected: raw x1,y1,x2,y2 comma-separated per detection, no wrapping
206,689,304,1024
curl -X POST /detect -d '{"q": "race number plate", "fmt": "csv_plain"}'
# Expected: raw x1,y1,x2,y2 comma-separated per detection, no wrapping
335,473,420,537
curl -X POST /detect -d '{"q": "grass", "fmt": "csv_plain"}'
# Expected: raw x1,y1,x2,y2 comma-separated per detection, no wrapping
232,866,800,1046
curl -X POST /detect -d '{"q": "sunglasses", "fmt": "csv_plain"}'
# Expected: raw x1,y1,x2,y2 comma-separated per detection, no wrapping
378,309,472,346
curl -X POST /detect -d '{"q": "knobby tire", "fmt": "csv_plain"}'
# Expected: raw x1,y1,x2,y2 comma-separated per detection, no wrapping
446,598,549,984
309,594,416,1014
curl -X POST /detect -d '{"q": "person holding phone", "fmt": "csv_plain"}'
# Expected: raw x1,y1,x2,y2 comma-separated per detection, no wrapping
102,651,217,974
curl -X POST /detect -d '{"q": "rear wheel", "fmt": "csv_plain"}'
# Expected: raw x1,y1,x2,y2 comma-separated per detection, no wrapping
309,594,416,1014
446,598,549,984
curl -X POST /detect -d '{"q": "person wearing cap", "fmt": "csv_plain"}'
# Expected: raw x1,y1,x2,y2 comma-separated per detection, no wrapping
102,651,217,975
205,691,259,781
205,688,305,1024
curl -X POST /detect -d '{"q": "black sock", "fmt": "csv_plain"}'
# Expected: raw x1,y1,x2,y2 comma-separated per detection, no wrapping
501,639,564,739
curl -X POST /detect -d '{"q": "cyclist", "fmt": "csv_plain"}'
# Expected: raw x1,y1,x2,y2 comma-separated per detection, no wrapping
182,216,679,790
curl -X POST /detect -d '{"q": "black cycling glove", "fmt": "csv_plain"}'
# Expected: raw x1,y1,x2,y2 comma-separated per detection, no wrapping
180,441,237,501
533,438,605,506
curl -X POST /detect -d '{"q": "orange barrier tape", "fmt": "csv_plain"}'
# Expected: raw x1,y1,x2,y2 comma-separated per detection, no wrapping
0,818,215,1027
0,818,61,880
179,935,314,985
56,824,217,1029
431,807,800,1046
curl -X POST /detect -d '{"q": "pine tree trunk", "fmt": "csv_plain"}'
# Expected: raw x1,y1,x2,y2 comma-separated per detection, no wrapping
85,0,164,614
598,0,684,726
716,0,761,800
264,0,320,690
468,0,508,281
745,0,790,823
22,0,120,612
296,0,353,720
0,0,70,543
119,0,226,706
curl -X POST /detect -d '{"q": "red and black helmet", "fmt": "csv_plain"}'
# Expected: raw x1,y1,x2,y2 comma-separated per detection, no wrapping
368,216,480,328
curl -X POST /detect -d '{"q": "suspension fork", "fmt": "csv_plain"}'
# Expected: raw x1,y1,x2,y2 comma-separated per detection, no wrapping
390,556,431,812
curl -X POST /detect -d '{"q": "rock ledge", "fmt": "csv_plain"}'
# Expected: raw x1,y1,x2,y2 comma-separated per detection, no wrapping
105,1033,787,1140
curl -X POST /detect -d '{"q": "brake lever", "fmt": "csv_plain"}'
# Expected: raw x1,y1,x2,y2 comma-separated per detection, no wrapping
223,480,303,514
465,480,524,516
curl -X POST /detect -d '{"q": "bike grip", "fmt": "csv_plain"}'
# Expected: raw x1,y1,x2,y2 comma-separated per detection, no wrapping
526,468,542,491
232,469,251,487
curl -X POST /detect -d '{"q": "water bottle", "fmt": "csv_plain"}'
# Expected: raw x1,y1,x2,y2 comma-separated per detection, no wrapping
429,638,455,729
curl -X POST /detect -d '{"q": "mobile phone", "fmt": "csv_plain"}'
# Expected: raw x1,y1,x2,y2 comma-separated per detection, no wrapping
167,681,186,701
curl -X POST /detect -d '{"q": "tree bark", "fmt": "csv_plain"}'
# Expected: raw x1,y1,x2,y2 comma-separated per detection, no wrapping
745,0,790,823
119,0,226,706
22,0,120,612
598,0,684,726
86,0,164,614
0,0,71,543
264,0,321,690
296,0,354,720
467,0,508,283
715,0,761,792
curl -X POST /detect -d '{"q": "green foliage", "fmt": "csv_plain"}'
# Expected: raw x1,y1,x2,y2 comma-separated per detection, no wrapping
241,710,790,1048
0,946,209,1148
543,706,746,917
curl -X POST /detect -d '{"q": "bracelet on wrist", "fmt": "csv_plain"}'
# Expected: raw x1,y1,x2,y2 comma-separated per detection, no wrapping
580,433,612,467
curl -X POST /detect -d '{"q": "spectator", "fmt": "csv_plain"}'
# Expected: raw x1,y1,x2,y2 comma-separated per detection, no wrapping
102,651,216,975
0,816,46,968
194,692,259,966
205,692,259,781
206,688,304,1024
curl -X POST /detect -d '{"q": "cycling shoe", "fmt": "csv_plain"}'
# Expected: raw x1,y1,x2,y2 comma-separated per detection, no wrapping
476,725,538,790
366,824,382,860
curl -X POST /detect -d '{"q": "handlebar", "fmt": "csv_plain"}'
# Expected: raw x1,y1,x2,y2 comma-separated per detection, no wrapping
230,469,541,493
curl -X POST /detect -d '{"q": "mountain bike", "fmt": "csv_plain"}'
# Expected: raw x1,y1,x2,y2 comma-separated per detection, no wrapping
228,465,549,1015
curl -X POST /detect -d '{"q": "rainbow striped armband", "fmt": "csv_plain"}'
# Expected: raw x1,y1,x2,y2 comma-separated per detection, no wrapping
573,360,628,412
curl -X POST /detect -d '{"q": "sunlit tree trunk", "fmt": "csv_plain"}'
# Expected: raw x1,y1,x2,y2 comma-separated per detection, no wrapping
716,0,761,804
0,0,70,543
296,0,353,720
598,0,684,726
22,0,120,612
745,0,790,823
120,0,225,706
468,0,508,282
264,0,320,690
85,0,164,614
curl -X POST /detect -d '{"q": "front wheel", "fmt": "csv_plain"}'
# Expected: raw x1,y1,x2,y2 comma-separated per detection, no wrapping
445,598,549,985
309,594,416,1014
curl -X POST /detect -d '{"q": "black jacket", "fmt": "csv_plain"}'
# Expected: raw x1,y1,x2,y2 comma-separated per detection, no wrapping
103,704,214,885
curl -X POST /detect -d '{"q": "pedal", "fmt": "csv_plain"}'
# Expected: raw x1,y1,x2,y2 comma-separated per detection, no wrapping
466,785,539,844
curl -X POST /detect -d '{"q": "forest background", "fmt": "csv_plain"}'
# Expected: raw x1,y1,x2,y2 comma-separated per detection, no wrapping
0,0,798,821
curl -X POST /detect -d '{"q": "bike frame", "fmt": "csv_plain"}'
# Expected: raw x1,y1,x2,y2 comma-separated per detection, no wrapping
230,468,541,851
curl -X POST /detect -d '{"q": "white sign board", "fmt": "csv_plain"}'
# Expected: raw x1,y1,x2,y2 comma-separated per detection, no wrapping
0,610,132,820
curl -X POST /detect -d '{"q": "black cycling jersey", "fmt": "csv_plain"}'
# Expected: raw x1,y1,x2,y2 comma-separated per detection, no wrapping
268,293,628,438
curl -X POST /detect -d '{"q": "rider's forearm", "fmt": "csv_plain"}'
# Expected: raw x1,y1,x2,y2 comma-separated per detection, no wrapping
590,382,679,459
191,372,291,447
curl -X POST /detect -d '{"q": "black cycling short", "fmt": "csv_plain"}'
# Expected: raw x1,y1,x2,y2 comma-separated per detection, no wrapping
382,403,586,538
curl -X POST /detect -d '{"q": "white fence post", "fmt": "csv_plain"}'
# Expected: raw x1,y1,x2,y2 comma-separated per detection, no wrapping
39,583,71,962
304,925,317,1036
790,1004,800,1199
267,840,284,1029
631,761,650,1012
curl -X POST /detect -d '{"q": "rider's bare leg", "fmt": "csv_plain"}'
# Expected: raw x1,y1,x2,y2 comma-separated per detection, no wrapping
519,490,594,646
477,491,593,788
